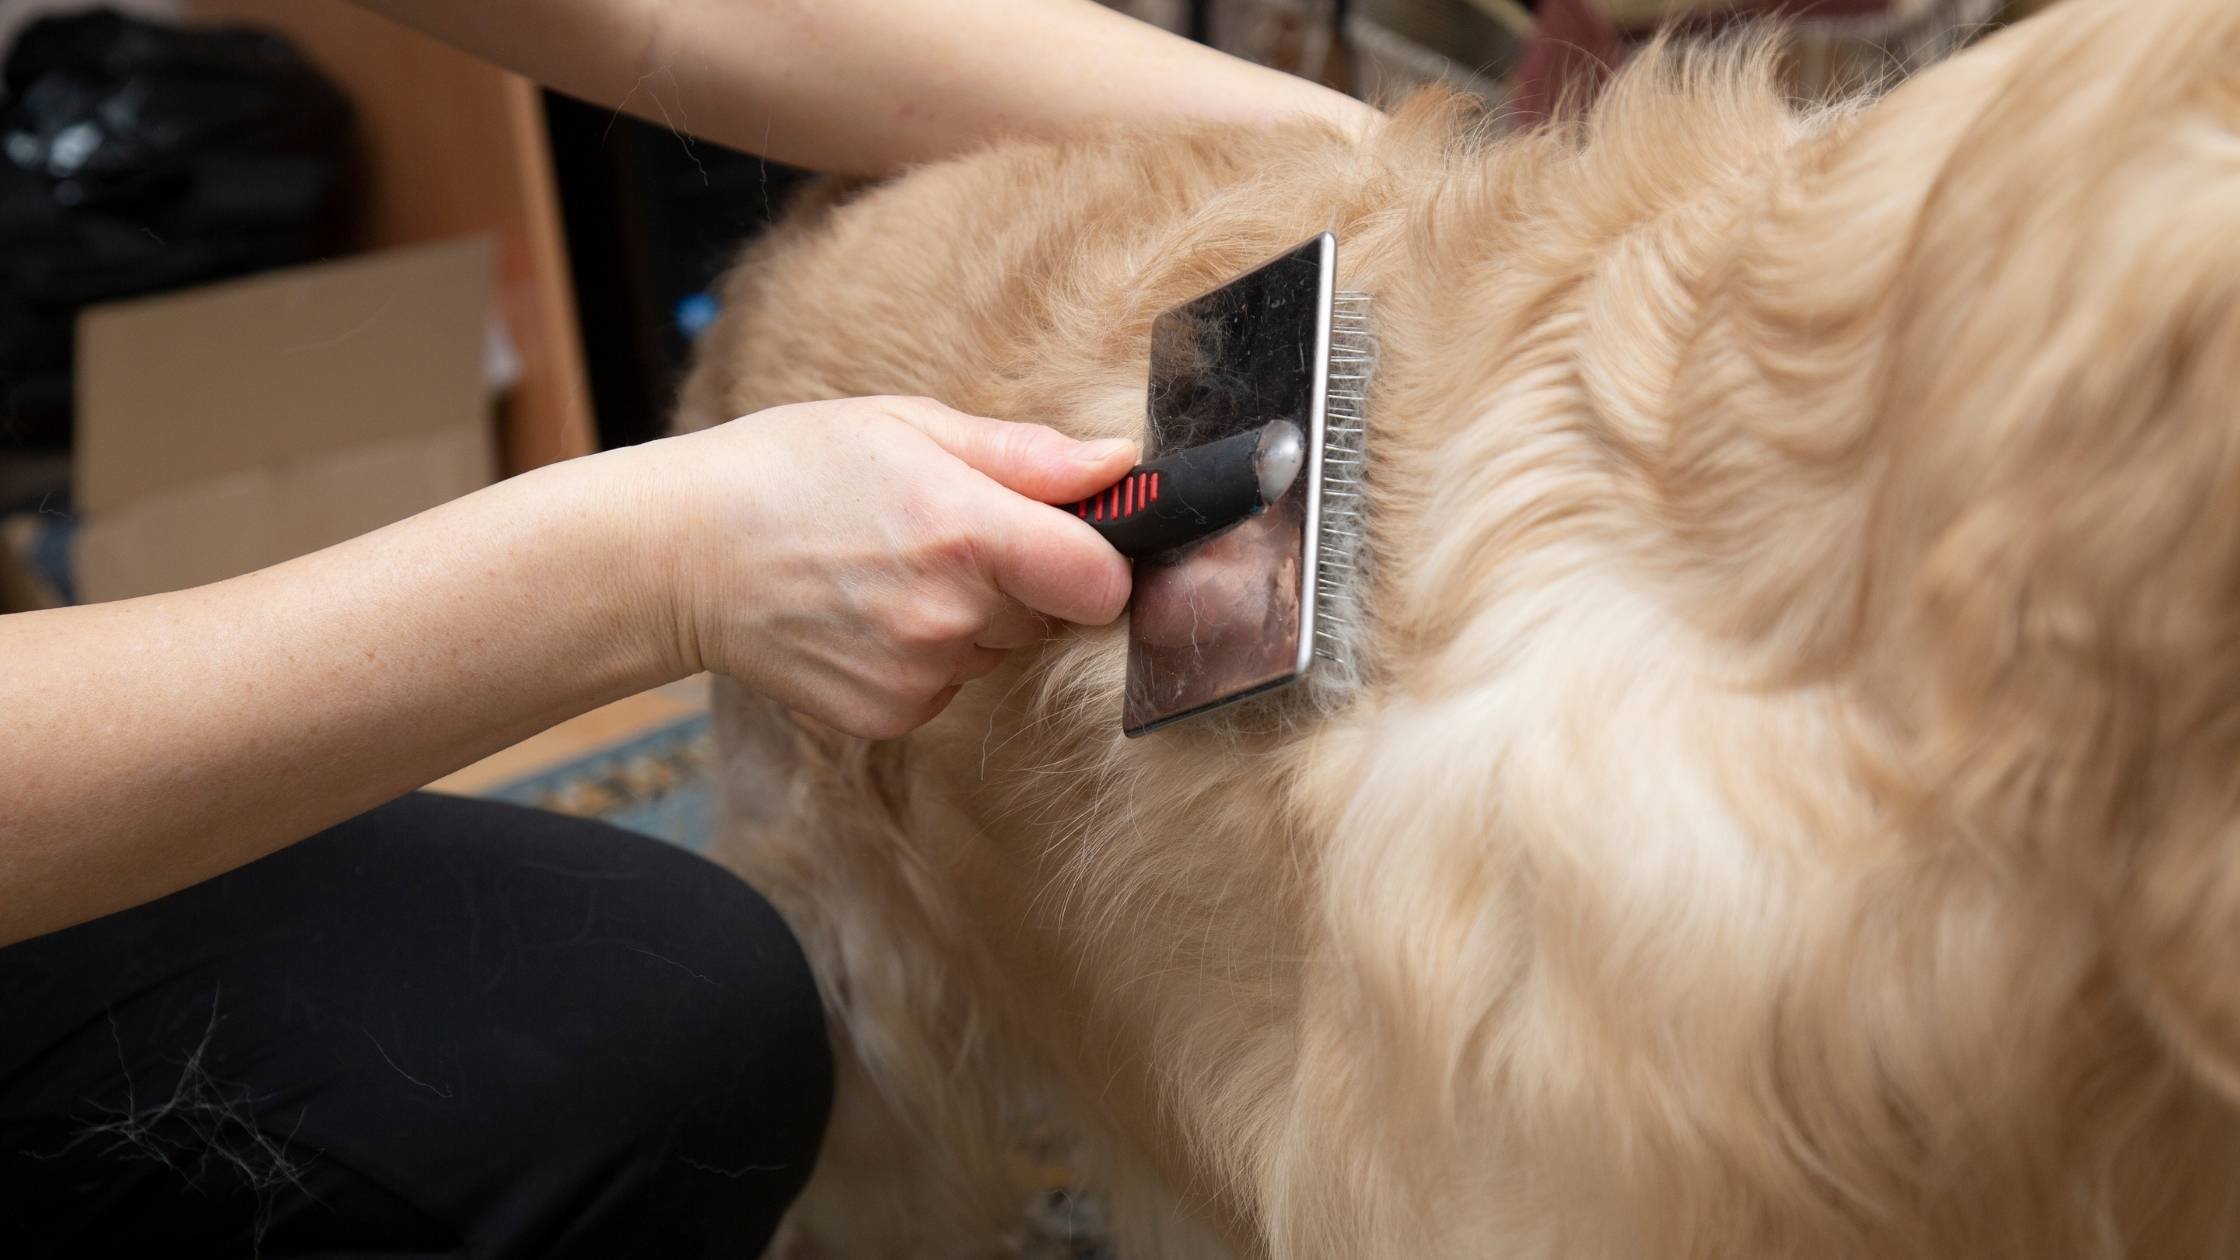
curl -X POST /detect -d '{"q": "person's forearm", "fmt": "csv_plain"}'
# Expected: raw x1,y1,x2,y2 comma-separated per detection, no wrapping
352,0,1375,174
0,455,672,947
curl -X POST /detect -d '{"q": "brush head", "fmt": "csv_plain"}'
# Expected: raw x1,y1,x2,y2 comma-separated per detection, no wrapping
1313,290,1374,690
1121,232,1373,736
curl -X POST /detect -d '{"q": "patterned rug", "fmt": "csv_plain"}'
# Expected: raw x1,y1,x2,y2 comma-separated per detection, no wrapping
482,714,719,854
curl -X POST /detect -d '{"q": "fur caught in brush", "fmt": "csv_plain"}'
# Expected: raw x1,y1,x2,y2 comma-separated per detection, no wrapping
672,0,2240,1253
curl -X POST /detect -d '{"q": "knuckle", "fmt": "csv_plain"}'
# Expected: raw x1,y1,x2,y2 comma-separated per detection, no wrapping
863,713,917,741
846,715,903,741
909,660,957,697
892,595,982,650
826,704,878,739
878,395,947,427
916,687,961,726
926,503,983,562
907,491,988,575
837,693,917,741
993,420,1042,467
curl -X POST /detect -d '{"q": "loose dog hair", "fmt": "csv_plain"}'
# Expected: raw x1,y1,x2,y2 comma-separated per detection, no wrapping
675,0,2240,1253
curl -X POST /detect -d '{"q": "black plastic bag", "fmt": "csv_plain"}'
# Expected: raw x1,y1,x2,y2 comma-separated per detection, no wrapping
0,8,356,451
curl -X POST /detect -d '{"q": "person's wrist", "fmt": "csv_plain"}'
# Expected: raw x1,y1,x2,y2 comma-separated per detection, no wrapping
530,444,701,692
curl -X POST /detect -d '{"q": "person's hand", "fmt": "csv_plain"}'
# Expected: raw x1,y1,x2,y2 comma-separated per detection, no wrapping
610,396,1136,739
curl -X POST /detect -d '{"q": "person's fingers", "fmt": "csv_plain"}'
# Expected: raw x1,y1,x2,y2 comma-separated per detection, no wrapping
815,680,965,742
952,645,1009,684
978,599,1046,650
912,684,964,731
980,493,1133,626
884,397,1137,503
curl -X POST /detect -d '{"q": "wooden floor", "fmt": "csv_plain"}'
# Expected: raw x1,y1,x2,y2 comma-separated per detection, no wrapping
425,674,712,796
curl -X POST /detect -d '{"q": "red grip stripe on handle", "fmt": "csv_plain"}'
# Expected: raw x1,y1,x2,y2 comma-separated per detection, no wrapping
1065,469,1166,527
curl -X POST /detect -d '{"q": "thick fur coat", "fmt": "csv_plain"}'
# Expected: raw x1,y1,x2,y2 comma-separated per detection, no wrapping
674,0,2240,1253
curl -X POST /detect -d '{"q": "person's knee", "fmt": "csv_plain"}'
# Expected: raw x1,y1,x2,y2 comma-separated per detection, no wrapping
1,793,835,1257
522,832,834,1256
370,797,836,1242
628,843,834,1162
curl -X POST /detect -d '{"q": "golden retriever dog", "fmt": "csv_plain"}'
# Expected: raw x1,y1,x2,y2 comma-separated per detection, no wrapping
673,0,2240,1253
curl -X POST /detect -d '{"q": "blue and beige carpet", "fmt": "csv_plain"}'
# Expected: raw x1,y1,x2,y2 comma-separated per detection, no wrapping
481,714,718,853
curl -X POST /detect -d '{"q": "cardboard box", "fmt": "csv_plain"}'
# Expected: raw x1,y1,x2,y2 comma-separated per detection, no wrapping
72,237,497,604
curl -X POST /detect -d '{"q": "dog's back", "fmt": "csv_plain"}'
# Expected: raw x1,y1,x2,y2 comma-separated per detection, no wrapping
678,1,2240,1254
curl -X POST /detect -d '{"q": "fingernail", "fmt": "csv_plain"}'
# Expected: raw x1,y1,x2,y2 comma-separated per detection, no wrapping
1074,438,1136,465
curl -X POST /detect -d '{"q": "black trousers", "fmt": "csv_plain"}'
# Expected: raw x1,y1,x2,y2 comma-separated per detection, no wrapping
0,793,832,1258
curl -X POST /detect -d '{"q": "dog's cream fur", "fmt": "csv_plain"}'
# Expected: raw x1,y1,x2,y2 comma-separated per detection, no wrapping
675,1,2240,1253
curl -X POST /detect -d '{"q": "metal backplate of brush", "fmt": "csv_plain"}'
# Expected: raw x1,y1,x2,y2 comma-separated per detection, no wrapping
1062,232,1371,736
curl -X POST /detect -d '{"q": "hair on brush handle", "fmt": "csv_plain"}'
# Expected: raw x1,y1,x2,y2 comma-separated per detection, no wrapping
1062,421,1306,560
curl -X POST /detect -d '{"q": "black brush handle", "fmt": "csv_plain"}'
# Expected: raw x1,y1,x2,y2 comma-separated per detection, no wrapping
1062,421,1304,559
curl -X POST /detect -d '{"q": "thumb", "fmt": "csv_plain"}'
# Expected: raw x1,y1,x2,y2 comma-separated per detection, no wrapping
980,486,1134,627
886,398,1138,502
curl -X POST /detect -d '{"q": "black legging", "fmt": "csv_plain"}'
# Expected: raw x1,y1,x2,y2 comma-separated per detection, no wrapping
0,793,831,1258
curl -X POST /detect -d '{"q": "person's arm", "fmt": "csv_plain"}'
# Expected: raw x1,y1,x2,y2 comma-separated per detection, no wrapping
350,0,1377,174
0,398,1134,948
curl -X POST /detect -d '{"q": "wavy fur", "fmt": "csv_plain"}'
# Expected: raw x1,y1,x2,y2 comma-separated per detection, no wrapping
675,2,2240,1254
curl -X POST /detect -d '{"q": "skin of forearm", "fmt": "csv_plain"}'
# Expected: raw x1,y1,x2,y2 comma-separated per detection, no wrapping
354,0,1374,174
0,454,674,948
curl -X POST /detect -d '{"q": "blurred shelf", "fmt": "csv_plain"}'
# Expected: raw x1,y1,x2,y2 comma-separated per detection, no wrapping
188,0,595,476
